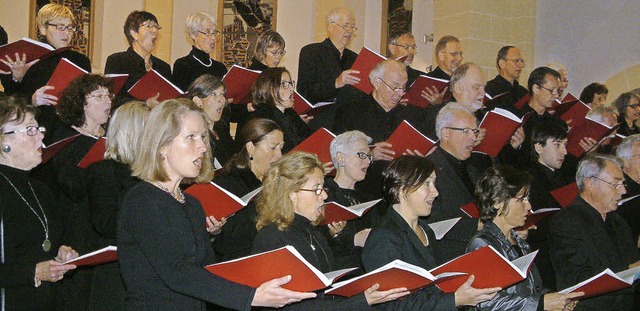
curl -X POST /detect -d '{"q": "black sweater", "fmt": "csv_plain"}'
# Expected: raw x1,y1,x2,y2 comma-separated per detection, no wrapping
172,46,228,91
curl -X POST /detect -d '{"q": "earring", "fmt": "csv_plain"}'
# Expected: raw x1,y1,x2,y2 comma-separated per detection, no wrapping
338,162,345,167
2,145,10,153
249,155,254,161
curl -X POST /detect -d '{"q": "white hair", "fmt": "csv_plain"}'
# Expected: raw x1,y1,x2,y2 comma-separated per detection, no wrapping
185,12,216,38
330,131,372,164
435,102,474,140
616,134,640,159
576,154,623,192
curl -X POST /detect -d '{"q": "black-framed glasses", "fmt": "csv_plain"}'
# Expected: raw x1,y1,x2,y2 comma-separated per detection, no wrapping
445,127,480,136
3,126,46,136
86,93,115,102
198,29,220,37
392,43,417,50
589,176,626,190
299,187,329,196
355,151,374,162
267,49,286,57
140,22,162,31
332,22,358,32
280,80,295,90
441,51,463,58
46,23,76,32
378,78,407,93
538,84,560,96
505,58,525,65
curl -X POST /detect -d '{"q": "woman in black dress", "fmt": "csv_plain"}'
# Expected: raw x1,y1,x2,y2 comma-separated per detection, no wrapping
187,74,235,167
467,165,582,311
118,98,315,310
0,95,78,310
249,67,311,152
85,101,150,310
252,152,410,310
213,118,284,261
105,10,171,108
362,155,501,310
248,30,286,71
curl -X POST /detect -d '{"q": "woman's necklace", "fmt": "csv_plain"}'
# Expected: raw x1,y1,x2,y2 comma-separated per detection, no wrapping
192,54,212,67
0,172,51,252
155,182,186,204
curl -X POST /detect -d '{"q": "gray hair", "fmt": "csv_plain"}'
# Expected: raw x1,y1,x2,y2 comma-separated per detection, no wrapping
586,105,618,125
546,63,567,75
369,59,406,86
105,101,151,165
576,154,623,192
327,7,353,24
329,131,372,163
185,12,216,38
616,134,640,159
450,62,479,93
435,102,474,140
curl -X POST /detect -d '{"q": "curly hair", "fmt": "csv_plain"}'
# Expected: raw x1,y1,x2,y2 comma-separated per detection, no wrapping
57,74,113,127
255,152,323,231
475,165,531,224
382,155,435,205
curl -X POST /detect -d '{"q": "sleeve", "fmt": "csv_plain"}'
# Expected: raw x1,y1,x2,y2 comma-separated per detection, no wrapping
467,238,542,311
0,73,21,95
297,45,339,103
171,58,189,91
361,228,456,311
0,254,38,288
119,192,255,310
87,163,119,239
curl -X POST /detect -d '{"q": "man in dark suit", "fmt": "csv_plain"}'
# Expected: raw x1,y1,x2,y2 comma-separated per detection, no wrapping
485,46,528,110
426,102,491,262
549,154,640,310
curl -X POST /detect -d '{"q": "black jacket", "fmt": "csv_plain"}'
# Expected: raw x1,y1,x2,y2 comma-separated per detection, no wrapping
467,221,546,311
484,74,528,111
248,56,268,71
361,207,457,310
172,46,228,91
250,104,312,153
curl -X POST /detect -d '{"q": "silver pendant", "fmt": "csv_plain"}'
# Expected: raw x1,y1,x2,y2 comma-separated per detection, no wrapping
42,239,51,252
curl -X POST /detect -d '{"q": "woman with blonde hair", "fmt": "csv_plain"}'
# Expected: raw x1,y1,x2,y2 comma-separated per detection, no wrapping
86,101,150,310
118,98,315,310
253,152,410,309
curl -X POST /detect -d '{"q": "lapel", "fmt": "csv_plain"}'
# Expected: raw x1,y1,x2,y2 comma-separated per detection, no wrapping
430,148,474,203
388,208,434,265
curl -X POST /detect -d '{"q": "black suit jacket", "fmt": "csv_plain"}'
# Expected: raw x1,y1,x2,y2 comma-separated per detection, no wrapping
362,207,456,310
549,196,639,310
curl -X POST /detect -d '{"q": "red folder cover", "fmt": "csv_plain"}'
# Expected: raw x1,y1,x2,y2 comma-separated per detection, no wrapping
559,266,640,299
326,259,465,297
460,202,480,218
184,182,261,219
221,65,261,105
205,245,356,292
386,120,436,159
566,117,620,157
514,93,531,109
402,75,449,109
549,182,579,208
561,92,578,104
44,58,87,100
514,208,561,230
320,199,381,225
63,246,118,266
433,246,538,293
290,128,336,164
78,138,107,169
41,134,81,164
558,100,590,128
483,91,508,106
0,38,71,72
128,69,184,101
292,91,334,116
351,47,386,94
105,74,129,95
475,108,526,157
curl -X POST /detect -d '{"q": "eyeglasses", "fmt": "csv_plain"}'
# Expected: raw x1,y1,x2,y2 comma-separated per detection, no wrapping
626,103,640,109
355,151,374,162
267,49,287,57
198,29,220,37
86,93,115,102
280,80,295,90
140,22,162,31
589,176,626,190
46,23,76,32
538,85,560,96
332,22,358,32
505,58,525,65
441,51,463,58
378,78,407,93
3,126,46,136
299,187,329,196
392,43,417,50
445,127,480,136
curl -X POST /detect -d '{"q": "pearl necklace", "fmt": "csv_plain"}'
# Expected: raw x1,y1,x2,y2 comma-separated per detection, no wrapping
0,172,51,252
192,55,213,67
155,182,186,204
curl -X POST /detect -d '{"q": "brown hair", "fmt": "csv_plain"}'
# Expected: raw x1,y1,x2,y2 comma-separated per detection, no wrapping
251,67,289,109
221,118,282,174
0,95,36,146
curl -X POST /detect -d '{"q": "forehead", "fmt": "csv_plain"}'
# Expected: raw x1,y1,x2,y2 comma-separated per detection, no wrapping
48,17,73,25
335,11,355,23
280,71,291,80
461,67,485,85
602,162,623,180
305,168,324,184
544,137,568,145
506,48,522,58
260,130,284,145
180,111,206,132
4,112,36,129
444,41,461,52
382,66,408,83
542,74,560,86
451,111,475,127
396,34,415,45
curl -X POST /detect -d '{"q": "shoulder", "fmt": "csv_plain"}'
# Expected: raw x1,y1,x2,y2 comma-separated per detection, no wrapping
253,223,287,252
300,42,323,53
106,50,130,62
151,55,171,70
467,229,495,251
172,54,191,67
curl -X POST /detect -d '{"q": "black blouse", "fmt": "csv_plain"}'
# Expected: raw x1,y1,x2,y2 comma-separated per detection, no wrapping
247,56,268,71
250,104,312,153
172,46,228,91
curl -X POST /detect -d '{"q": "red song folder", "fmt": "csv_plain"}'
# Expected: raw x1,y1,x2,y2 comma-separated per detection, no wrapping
402,75,449,109
0,38,70,72
184,182,262,220
221,65,261,105
289,128,336,164
128,69,184,101
320,199,381,225
386,120,436,159
351,47,386,94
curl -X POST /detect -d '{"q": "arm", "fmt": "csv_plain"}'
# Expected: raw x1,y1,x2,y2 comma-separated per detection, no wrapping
87,163,120,239
297,45,339,103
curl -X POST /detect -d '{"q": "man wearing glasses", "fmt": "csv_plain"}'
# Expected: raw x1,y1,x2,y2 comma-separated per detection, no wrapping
485,46,528,110
549,154,640,311
421,35,462,106
615,135,640,251
387,32,423,85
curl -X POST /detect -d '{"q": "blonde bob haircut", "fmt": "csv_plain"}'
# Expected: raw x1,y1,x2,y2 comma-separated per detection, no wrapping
105,101,151,165
256,152,323,231
132,98,214,183
36,3,75,28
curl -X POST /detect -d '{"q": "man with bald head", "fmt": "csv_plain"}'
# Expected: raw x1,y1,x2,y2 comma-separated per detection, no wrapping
297,7,360,104
485,46,528,109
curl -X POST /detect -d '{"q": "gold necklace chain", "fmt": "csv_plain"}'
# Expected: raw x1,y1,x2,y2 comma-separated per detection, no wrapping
155,182,185,204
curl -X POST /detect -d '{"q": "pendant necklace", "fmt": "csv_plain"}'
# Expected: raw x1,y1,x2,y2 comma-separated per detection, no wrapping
155,182,186,204
192,55,213,67
0,172,51,252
